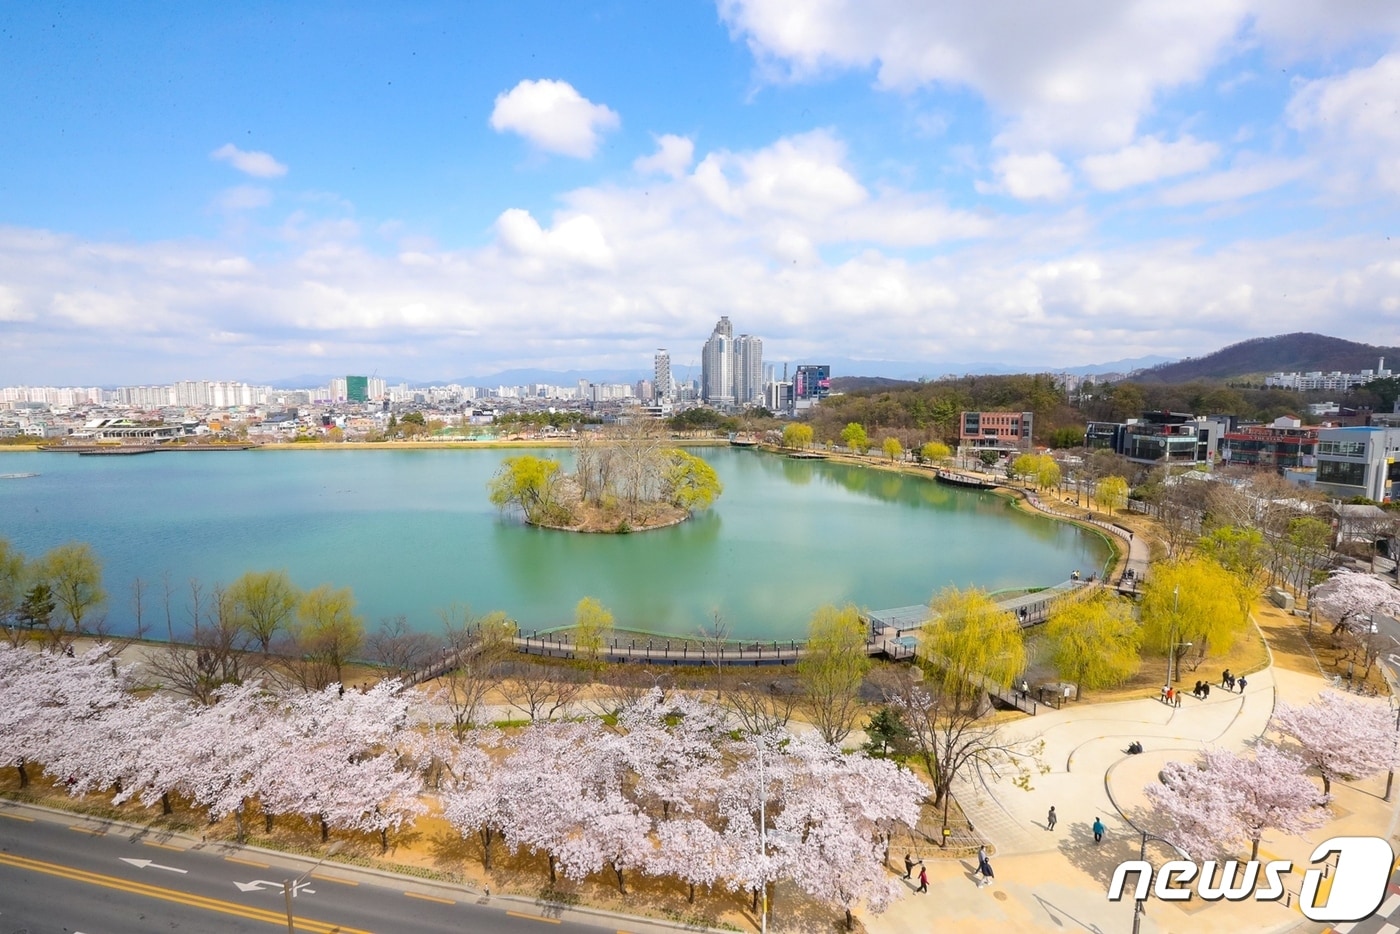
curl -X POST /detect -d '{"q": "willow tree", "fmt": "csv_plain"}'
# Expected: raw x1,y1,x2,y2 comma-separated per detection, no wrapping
797,604,871,746
920,441,951,464
1140,557,1247,672
290,584,365,690
882,437,903,461
922,586,1025,710
1094,475,1129,514
227,569,301,653
1044,594,1141,697
782,423,813,450
840,422,869,454
664,450,722,512
488,455,570,525
1198,526,1269,627
573,596,614,664
39,543,106,641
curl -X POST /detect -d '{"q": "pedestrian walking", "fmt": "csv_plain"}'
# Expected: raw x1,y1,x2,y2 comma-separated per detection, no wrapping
1222,668,1231,689
1046,805,1057,830
1092,817,1105,843
1238,676,1247,693
904,853,914,879
917,863,928,893
977,854,995,887
1202,682,1210,699
1174,687,1182,708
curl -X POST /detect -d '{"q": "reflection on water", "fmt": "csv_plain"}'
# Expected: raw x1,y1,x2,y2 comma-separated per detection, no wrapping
0,448,1108,640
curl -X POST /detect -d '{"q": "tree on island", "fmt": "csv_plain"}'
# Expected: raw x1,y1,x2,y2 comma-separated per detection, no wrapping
488,427,721,532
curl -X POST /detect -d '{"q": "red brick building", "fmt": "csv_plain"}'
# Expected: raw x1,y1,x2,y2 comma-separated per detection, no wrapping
959,411,1034,450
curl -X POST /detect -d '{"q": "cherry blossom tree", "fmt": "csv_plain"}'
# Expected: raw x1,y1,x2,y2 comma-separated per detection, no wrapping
1272,691,1399,794
1145,745,1329,861
1313,569,1400,635
0,644,130,789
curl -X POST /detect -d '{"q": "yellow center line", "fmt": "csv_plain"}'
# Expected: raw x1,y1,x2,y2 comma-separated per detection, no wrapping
404,890,455,905
0,852,372,934
312,872,359,886
0,811,35,822
224,855,270,868
142,840,185,852
507,910,562,924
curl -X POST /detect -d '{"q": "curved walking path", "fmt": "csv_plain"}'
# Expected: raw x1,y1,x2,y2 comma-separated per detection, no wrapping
863,617,1393,934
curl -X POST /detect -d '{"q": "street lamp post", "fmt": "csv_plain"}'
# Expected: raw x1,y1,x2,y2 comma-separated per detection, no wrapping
283,841,342,934
1131,830,1193,934
1165,587,1193,689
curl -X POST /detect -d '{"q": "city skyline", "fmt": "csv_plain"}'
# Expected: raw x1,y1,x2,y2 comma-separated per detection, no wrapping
3,3,1400,385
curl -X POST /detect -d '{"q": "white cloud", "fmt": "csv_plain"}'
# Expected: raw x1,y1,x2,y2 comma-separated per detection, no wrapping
719,0,1247,150
494,208,614,270
214,185,273,212
489,79,620,158
210,143,288,178
978,152,1073,200
634,134,695,178
1157,156,1309,206
1080,136,1218,191
1287,53,1400,195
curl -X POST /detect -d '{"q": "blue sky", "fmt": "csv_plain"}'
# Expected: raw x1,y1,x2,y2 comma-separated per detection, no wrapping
2,1,1399,385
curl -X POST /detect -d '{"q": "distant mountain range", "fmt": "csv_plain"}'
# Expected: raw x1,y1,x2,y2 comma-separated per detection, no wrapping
257,334,1389,391
1131,333,1399,383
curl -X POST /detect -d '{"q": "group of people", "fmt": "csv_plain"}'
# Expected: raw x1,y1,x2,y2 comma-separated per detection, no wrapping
1160,684,1183,706
903,847,996,891
1190,680,1212,699
1221,669,1247,693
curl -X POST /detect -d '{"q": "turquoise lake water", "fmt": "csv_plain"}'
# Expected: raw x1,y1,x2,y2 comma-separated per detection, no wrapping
0,448,1111,640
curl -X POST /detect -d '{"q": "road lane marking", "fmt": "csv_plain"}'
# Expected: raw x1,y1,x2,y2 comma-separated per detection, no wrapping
121,857,187,874
0,811,35,822
404,890,455,905
224,855,270,868
312,872,358,885
0,852,371,934
507,910,562,924
142,840,184,852
68,825,104,835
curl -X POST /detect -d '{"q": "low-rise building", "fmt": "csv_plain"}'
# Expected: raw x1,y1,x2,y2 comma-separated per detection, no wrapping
1220,415,1318,469
1314,425,1400,502
959,411,1033,451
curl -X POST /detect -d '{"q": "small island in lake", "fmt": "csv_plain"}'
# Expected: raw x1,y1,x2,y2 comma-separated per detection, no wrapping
487,428,722,533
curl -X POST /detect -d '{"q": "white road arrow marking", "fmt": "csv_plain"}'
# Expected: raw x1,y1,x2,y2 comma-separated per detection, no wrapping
120,857,187,874
236,879,315,896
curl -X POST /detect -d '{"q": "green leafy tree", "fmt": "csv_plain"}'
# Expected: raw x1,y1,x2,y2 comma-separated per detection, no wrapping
796,603,871,746
487,455,570,525
840,422,870,454
292,584,366,690
1047,426,1085,449
664,449,722,512
1095,475,1129,514
1045,594,1142,696
781,423,813,449
1284,516,1333,593
881,437,903,461
227,569,301,653
862,706,913,759
17,583,55,631
39,543,105,636
922,586,1025,706
573,596,614,663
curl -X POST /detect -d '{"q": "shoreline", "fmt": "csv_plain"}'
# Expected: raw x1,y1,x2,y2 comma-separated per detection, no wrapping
5,437,732,452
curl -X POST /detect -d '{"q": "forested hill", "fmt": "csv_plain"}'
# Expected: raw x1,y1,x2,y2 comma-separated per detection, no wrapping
1133,333,1400,383
829,376,920,393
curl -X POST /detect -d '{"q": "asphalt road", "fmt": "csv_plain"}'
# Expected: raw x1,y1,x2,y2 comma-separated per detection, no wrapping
0,805,661,934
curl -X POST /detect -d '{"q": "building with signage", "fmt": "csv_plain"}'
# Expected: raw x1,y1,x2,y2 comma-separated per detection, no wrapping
959,411,1034,451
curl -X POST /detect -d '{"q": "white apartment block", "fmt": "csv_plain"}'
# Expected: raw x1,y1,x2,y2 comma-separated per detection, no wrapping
1265,358,1392,392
